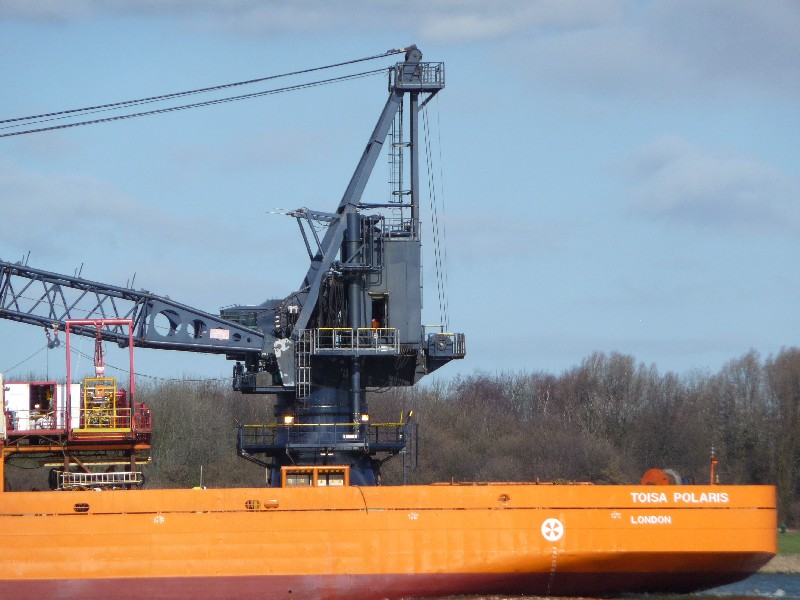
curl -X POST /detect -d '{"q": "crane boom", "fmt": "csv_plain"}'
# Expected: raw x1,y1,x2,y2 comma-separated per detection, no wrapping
291,46,433,336
0,260,263,358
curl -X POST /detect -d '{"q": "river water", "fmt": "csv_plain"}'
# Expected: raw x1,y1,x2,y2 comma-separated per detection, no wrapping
426,574,800,600
700,574,800,600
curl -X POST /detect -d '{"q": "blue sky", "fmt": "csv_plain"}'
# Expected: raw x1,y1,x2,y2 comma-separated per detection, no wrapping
1,1,798,384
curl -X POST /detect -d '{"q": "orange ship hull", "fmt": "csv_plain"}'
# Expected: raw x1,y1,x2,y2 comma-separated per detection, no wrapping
0,483,776,599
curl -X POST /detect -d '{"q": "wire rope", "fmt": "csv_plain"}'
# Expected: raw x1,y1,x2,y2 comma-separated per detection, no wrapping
1,344,48,374
68,346,229,383
1,69,385,138
422,107,448,331
0,48,405,127
434,95,451,330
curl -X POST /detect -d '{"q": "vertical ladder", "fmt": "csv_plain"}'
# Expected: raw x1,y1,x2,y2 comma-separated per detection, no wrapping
388,108,411,207
295,329,312,401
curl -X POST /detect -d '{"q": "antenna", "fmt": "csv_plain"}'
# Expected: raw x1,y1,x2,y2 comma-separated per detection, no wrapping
709,445,719,485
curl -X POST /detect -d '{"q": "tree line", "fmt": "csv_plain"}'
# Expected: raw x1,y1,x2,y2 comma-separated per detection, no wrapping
373,348,800,526
138,348,798,525
5,348,799,526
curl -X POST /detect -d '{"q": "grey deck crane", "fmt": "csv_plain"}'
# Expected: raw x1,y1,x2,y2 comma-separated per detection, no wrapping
0,46,465,486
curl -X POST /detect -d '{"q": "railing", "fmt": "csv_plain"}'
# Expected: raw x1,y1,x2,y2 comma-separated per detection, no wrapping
239,421,407,450
383,216,419,239
58,470,143,490
3,405,151,436
426,331,467,359
77,407,133,430
133,404,153,433
390,61,445,91
312,327,399,354
4,409,67,432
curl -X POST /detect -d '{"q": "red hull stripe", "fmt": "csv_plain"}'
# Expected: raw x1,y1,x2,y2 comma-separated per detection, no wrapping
0,568,766,600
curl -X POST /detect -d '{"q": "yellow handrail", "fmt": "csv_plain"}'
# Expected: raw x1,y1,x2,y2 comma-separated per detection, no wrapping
242,421,405,429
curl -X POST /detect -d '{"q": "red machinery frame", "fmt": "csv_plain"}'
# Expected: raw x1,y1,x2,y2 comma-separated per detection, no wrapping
64,319,135,428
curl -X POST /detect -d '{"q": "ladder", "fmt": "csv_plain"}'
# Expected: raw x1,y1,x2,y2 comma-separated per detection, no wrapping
295,329,312,401
388,108,410,204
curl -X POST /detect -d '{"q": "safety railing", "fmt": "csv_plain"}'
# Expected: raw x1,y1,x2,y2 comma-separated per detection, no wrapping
426,331,467,359
312,327,399,354
77,407,133,430
239,421,407,450
390,61,445,91
58,470,143,490
132,404,153,433
3,409,66,432
383,216,419,239
3,406,151,436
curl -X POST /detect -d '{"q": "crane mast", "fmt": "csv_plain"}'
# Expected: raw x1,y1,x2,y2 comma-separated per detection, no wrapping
0,46,465,486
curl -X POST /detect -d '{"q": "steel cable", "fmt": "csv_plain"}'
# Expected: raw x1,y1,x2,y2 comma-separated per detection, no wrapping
1,69,385,138
0,48,405,128
422,107,448,331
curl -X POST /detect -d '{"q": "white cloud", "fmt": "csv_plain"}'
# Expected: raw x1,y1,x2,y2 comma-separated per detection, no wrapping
0,160,245,261
419,0,625,42
648,0,800,98
0,0,628,42
170,128,330,172
616,135,800,235
0,156,328,308
0,0,91,20
503,0,800,102
4,0,796,104
0,160,136,255
443,207,575,266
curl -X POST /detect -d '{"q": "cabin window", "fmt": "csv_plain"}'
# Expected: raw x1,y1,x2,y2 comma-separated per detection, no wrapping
318,472,345,487
285,472,313,487
281,465,350,487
